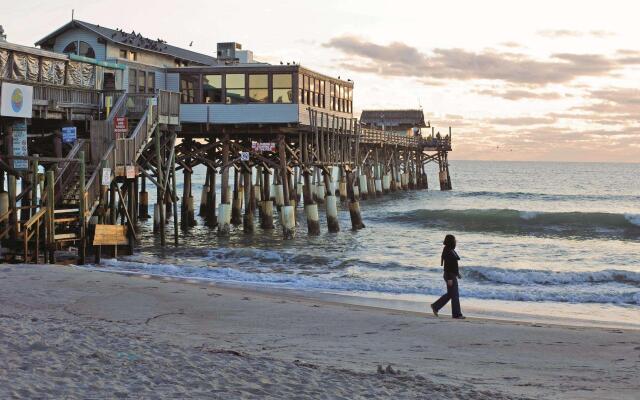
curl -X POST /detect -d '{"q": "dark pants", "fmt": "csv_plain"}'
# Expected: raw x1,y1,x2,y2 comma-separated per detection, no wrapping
432,277,462,317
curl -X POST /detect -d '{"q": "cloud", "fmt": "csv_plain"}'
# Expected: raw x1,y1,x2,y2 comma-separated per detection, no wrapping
538,29,615,38
324,36,633,86
488,116,557,126
476,88,564,101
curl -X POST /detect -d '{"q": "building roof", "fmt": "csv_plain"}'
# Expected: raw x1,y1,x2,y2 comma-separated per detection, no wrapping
35,20,217,66
360,109,427,128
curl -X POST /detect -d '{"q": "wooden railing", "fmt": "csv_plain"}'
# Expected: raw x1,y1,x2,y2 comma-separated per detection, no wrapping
359,127,452,150
20,208,46,263
159,90,180,123
51,139,89,203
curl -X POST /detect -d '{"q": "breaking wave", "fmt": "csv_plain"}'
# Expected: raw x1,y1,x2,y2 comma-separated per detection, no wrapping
92,259,640,306
384,209,640,239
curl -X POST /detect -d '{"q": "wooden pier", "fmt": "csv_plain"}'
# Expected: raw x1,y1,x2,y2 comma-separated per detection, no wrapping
0,31,454,265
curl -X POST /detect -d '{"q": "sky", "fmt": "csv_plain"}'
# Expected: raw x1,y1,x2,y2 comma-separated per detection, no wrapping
2,0,639,162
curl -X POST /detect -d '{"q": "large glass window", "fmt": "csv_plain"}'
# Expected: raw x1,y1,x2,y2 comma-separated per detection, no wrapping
272,74,292,104
203,74,222,103
249,74,268,103
63,42,77,56
180,74,200,103
79,41,95,58
226,73,246,104
147,72,155,93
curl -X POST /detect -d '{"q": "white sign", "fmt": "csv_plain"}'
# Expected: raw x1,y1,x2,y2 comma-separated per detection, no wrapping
251,141,276,152
101,168,112,186
12,120,28,170
125,165,136,179
240,152,250,161
62,126,77,144
1,83,33,118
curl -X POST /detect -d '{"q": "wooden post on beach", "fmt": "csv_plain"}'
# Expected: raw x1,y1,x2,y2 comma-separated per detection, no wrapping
260,167,274,230
139,173,149,219
170,136,179,245
243,168,254,233
231,168,242,226
155,129,166,246
7,174,17,241
346,169,365,230
278,134,294,239
45,170,55,263
218,133,231,235
323,171,339,233
78,151,87,264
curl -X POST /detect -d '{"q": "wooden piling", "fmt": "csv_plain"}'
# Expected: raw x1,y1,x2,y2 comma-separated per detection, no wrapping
243,169,254,233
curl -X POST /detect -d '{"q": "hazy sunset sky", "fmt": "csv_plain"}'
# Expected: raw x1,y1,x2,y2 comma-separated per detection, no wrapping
2,0,639,162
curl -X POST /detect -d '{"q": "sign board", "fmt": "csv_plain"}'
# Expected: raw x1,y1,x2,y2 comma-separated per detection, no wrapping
1,83,33,118
149,98,158,106
114,117,128,137
240,152,250,161
93,224,128,246
12,120,28,170
101,168,112,186
62,126,77,144
125,165,136,179
251,141,276,152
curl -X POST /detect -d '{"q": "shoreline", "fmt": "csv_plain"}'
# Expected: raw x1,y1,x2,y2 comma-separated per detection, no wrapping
2,264,639,399
85,264,640,331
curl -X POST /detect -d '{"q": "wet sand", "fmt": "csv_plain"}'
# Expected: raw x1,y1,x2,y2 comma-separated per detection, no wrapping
1,264,638,399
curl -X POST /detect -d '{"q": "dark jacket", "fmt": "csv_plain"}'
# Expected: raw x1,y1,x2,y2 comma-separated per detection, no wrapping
441,247,460,280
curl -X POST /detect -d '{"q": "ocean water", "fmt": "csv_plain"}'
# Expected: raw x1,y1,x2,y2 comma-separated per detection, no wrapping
96,161,640,327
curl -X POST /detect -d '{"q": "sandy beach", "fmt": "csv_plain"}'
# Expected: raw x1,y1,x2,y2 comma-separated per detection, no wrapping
1,264,638,399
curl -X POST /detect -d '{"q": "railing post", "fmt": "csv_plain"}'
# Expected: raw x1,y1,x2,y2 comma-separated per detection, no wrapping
78,151,86,265
45,170,55,264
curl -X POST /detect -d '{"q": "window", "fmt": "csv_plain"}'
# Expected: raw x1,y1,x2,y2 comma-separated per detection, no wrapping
62,42,78,56
248,74,268,103
272,74,292,103
138,70,146,93
78,41,95,58
128,51,137,61
180,74,200,103
120,49,128,59
225,73,245,104
128,69,137,93
147,72,155,93
203,74,222,103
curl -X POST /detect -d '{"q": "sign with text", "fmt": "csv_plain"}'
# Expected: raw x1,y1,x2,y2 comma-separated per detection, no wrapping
114,117,128,137
12,120,28,170
101,168,112,186
251,141,276,152
240,152,250,161
125,165,136,179
1,83,33,118
62,126,77,144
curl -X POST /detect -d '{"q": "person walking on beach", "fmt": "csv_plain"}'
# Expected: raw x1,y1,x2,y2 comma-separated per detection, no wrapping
431,234,465,319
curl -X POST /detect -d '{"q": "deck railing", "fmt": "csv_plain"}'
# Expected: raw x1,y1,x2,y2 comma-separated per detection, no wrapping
359,127,451,150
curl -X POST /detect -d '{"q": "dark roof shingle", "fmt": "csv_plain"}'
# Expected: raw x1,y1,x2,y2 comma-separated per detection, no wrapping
36,20,217,66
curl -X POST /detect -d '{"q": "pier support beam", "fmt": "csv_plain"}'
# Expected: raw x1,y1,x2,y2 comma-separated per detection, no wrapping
260,168,274,229
218,133,231,235
243,169,254,233
278,135,294,239
346,170,365,230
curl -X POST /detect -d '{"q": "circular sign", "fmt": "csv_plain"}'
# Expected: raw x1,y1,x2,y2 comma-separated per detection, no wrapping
11,88,23,113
